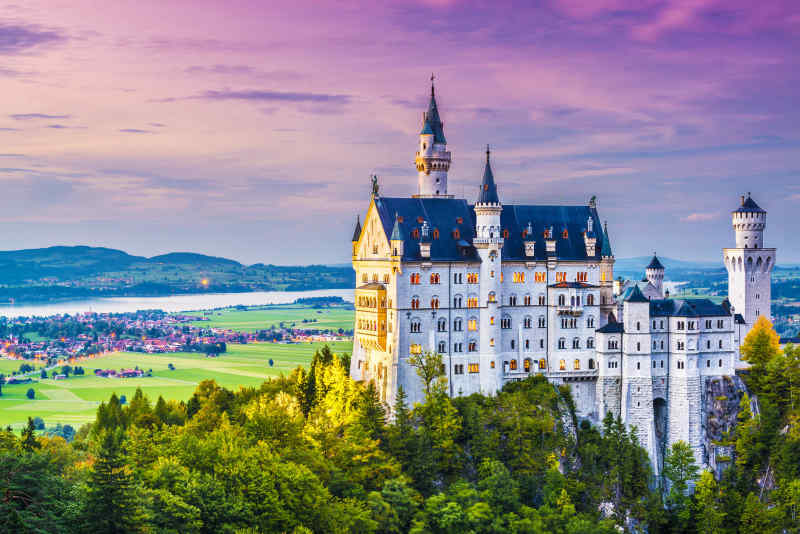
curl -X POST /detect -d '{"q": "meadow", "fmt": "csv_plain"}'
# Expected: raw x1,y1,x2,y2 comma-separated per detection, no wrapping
0,341,352,429
185,303,354,332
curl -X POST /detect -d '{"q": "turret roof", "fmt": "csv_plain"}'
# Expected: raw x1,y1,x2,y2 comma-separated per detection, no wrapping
601,221,613,257
390,213,403,241
624,284,649,303
477,146,500,205
420,83,446,144
734,194,765,213
647,254,664,270
351,216,362,242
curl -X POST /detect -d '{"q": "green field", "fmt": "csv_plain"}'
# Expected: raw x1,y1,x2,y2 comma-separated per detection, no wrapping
0,341,352,429
185,304,354,332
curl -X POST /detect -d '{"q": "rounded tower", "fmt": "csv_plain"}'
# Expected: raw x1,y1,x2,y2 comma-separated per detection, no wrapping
414,79,452,198
723,193,776,352
473,146,503,393
645,254,665,297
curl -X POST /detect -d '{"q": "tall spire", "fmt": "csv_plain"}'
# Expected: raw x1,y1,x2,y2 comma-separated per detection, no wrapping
351,215,362,242
421,74,446,144
414,78,451,197
477,144,499,205
601,220,613,257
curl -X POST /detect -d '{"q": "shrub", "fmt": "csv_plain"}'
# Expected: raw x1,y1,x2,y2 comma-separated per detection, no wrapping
26,388,35,399
33,417,45,430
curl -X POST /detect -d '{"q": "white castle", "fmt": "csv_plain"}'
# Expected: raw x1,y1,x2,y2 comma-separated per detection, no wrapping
349,82,775,473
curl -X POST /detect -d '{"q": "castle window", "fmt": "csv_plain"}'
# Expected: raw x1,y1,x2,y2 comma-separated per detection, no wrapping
573,338,580,349
653,320,657,329
412,228,420,239
707,340,711,349
587,316,595,328
490,316,495,325
719,339,723,349
438,341,446,353
511,339,516,349
468,342,477,352
636,321,641,331
509,295,517,306
558,294,566,306
525,339,530,349
524,358,532,372
524,317,532,328
524,295,532,305
719,359,723,367
467,273,479,284
467,297,478,308
559,359,566,370
362,273,368,282
437,318,447,332
707,360,710,368
654,360,657,368
452,229,460,239
430,297,438,309
410,344,422,354
502,229,509,239
454,364,464,374
538,295,546,305
535,272,546,283
488,292,496,303
637,362,641,370
577,272,588,282
574,359,581,370
539,358,547,369
430,273,440,284
510,359,518,370
661,360,664,368
540,339,545,349
501,317,511,329
562,229,569,239
660,340,664,349
410,273,420,285
490,361,495,368
453,318,462,331
468,363,479,373
468,319,478,331
490,338,495,346
588,358,595,369
587,294,594,306
653,341,657,350
432,228,440,240
410,320,421,333
513,272,525,283
637,342,641,351
587,337,594,349
538,315,546,328
556,272,567,282
454,296,463,308
558,338,566,349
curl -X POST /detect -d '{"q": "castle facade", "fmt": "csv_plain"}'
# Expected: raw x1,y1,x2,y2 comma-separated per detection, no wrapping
349,83,775,473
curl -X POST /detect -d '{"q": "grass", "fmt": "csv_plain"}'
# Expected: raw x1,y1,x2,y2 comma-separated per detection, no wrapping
0,341,352,430
185,304,354,333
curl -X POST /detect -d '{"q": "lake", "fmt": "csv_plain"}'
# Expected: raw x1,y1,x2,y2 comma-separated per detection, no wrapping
0,288,354,318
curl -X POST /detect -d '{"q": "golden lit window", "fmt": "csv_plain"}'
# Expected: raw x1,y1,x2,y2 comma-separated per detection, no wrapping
555,272,567,283
412,228,420,239
453,229,460,239
574,359,581,370
513,272,525,283
502,229,509,238
576,272,588,282
467,298,479,308
559,359,566,370
524,359,531,372
539,359,546,369
432,228,439,240
468,319,477,331
534,272,546,283
490,361,495,368
489,338,495,347
467,273,479,284
468,363,479,373
410,344,422,354
510,360,518,370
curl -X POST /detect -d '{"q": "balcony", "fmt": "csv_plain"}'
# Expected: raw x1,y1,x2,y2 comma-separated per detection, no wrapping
556,305,584,316
355,283,387,351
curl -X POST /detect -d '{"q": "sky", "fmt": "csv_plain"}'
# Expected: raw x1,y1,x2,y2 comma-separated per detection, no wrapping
1,0,799,265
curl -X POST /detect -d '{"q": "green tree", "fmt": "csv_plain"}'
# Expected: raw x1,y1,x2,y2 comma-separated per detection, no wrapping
407,350,445,396
741,316,781,394
356,381,387,442
20,417,40,451
663,440,699,529
693,470,725,534
84,429,140,533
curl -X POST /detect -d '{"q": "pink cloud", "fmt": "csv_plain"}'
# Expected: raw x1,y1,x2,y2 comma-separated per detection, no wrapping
681,212,719,222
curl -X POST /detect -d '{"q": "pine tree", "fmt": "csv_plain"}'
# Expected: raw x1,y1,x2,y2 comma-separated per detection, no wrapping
84,428,140,533
693,470,725,534
357,381,387,441
20,417,40,451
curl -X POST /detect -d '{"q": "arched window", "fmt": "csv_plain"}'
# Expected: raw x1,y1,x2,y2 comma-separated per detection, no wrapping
410,319,421,333
431,297,439,309
509,359,518,370
437,317,447,332
559,359,566,370
538,295,546,306
587,294,594,306
538,316,546,328
438,341,446,353
501,316,512,329
524,358,531,372
573,337,580,349
430,273,440,284
411,296,420,309
510,339,516,349
558,294,566,306
524,316,532,328
574,359,581,370
488,291,496,303
558,338,566,349
539,358,546,369
587,337,594,349
636,321,641,331
588,358,595,369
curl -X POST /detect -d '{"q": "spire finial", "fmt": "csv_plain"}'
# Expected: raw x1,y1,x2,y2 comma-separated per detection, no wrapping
431,73,435,96
486,144,490,161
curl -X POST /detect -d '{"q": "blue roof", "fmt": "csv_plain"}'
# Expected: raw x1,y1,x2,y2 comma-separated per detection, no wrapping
601,221,613,257
390,214,403,241
625,284,649,303
351,216,362,242
477,147,500,205
596,320,623,334
421,85,446,144
373,197,609,262
647,255,664,270
649,298,730,317
734,195,765,213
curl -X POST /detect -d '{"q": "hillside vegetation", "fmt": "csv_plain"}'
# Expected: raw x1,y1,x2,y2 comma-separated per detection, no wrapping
0,246,354,301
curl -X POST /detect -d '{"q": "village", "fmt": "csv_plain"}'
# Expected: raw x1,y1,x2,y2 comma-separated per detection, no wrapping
0,307,351,377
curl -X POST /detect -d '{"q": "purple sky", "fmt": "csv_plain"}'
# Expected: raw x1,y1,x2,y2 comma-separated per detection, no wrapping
1,0,799,264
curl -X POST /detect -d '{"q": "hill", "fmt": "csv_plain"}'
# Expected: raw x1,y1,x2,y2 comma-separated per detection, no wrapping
0,246,354,302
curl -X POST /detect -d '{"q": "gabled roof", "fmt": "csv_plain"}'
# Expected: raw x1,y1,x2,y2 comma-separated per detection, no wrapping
624,284,649,303
734,194,765,214
477,147,500,205
596,320,623,334
373,197,479,262
372,197,610,263
650,298,731,317
549,281,597,289
351,216,362,242
647,255,664,270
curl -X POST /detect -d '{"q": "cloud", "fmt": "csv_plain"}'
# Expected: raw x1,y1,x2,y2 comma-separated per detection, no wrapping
10,113,71,120
148,123,166,128
0,23,64,54
0,127,19,131
119,128,153,134
681,212,719,222
186,64,254,75
0,153,24,157
46,124,70,129
199,89,351,104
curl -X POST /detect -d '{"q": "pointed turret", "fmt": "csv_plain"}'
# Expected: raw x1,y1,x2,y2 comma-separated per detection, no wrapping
351,215,362,242
601,221,613,257
390,213,404,258
477,145,500,205
414,77,452,198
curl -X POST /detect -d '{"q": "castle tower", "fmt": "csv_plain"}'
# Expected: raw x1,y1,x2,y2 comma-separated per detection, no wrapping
414,79,452,198
620,285,658,474
351,215,362,258
598,220,616,324
473,146,503,393
645,254,665,297
723,194,776,341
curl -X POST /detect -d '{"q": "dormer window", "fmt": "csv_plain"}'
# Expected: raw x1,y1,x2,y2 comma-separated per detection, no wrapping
562,229,569,239
417,216,424,223
432,228,440,240
502,229,509,239
456,217,463,224
412,228,420,239
452,228,460,239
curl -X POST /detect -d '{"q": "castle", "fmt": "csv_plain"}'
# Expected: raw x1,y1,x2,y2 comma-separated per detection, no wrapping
349,82,775,473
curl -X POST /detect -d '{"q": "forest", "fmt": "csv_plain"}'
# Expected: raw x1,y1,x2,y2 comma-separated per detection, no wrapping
1,317,799,534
